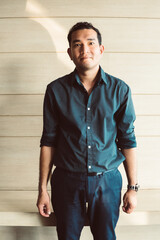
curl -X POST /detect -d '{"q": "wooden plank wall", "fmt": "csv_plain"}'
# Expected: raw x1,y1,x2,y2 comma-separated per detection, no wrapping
0,0,160,190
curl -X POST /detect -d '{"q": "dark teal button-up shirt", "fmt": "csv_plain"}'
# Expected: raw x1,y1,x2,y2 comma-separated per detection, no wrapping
40,66,137,173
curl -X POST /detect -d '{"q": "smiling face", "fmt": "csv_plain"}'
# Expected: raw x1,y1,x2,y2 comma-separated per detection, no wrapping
67,29,104,72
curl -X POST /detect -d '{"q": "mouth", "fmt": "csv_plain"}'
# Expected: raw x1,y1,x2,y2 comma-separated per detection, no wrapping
80,56,92,61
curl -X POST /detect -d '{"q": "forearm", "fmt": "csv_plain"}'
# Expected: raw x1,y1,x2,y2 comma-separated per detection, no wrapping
121,148,138,214
122,148,137,185
38,146,55,192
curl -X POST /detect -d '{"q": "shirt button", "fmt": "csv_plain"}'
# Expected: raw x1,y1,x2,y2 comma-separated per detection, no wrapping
88,165,91,169
88,145,91,149
87,107,90,111
87,126,90,130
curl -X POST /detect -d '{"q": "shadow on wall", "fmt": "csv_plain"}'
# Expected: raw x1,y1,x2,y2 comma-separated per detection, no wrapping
0,1,74,190
1,0,74,95
0,226,58,240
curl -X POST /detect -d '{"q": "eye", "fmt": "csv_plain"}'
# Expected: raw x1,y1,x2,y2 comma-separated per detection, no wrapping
89,42,95,45
73,43,81,47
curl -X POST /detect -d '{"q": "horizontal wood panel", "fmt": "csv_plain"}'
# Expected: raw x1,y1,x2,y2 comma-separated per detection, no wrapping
0,18,160,53
0,94,160,116
0,53,160,94
0,189,159,212
0,0,160,18
0,137,40,190
0,95,43,116
0,226,160,239
135,116,160,136
119,137,160,189
0,116,42,136
0,212,160,227
137,137,160,188
101,53,160,94
116,226,160,240
0,53,74,94
0,116,159,137
133,95,160,116
0,137,159,189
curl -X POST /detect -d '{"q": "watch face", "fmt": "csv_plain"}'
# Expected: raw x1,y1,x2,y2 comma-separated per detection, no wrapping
128,184,139,192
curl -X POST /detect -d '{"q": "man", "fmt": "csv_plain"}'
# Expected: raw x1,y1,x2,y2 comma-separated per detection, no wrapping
37,22,138,240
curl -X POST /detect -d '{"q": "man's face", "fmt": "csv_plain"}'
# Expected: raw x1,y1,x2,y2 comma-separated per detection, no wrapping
68,29,104,71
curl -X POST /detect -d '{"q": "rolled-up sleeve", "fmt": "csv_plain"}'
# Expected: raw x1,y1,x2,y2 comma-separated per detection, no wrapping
40,84,59,147
116,84,137,149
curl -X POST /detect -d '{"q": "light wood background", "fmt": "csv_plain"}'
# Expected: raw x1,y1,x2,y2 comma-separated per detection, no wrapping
0,0,160,190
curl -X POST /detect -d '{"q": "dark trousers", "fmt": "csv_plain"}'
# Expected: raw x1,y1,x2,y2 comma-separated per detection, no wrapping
51,167,122,240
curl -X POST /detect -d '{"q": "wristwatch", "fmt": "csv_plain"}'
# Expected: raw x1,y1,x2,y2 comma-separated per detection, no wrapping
127,183,140,192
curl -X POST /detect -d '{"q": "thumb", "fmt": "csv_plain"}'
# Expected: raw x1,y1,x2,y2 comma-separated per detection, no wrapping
44,203,51,216
122,194,128,212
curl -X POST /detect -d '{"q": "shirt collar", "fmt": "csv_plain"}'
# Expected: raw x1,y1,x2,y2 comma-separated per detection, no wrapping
71,66,108,86
99,66,108,85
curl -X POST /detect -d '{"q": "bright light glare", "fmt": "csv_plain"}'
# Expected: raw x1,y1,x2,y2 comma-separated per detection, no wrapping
26,0,47,15
26,0,73,70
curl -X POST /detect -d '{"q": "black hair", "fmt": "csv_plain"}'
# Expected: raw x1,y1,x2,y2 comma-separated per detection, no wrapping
67,22,102,46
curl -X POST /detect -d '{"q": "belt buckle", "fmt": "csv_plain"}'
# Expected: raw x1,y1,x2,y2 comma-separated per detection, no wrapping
87,172,102,176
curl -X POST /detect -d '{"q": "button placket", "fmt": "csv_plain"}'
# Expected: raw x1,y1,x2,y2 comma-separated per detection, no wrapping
86,95,93,172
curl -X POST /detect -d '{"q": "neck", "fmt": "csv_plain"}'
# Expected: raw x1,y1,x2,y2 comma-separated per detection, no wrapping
76,65,100,84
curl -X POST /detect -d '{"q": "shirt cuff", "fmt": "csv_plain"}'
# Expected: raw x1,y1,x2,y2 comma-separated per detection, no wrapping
117,134,137,149
40,135,57,148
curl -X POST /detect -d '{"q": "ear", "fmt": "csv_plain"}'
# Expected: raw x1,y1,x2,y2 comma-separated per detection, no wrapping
99,45,104,55
67,48,73,60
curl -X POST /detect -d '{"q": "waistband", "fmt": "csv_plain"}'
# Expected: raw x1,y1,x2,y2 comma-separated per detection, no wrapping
54,167,116,177
87,172,104,176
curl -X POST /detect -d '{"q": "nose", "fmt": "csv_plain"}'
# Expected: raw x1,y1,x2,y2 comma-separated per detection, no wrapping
81,44,89,54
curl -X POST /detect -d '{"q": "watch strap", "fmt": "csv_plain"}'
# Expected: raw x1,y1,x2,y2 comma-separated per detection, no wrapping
127,183,139,192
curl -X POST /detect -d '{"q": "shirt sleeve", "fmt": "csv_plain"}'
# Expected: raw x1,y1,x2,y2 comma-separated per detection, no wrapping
116,84,137,149
40,84,59,147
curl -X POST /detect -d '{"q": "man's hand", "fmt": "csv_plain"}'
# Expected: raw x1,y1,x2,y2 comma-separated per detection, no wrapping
36,190,51,217
122,190,137,214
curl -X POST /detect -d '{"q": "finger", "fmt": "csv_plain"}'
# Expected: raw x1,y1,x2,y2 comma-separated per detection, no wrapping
127,203,135,213
122,199,128,212
126,207,133,214
123,204,134,214
123,200,127,208
44,203,51,216
38,204,50,217
38,204,46,217
122,200,129,212
122,205,128,213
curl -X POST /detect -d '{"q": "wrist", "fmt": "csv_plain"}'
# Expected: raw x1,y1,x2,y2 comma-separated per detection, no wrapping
38,184,48,193
127,183,140,192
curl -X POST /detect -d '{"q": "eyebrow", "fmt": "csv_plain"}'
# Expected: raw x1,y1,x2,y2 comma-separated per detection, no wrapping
87,38,96,41
72,38,96,44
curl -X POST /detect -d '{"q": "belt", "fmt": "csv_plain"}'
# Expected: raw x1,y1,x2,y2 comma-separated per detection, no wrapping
87,172,103,176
